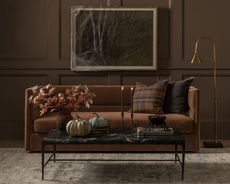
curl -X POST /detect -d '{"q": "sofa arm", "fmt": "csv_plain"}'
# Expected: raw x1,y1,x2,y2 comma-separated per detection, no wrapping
188,86,200,150
188,86,199,121
24,87,40,150
25,88,32,150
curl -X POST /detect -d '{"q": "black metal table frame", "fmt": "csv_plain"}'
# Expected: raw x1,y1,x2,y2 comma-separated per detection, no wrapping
41,142,185,180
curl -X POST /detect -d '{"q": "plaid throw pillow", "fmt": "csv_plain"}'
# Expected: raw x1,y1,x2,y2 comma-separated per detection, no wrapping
133,81,168,114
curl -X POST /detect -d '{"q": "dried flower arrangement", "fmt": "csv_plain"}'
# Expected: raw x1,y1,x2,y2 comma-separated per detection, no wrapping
29,84,95,116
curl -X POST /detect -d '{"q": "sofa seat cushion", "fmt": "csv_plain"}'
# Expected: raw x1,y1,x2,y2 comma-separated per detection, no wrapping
34,112,194,134
123,112,194,134
73,112,194,132
164,114,194,133
72,112,122,129
34,112,123,133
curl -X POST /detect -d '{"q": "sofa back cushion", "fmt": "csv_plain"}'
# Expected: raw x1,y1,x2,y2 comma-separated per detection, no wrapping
47,86,132,112
88,86,121,105
81,86,133,112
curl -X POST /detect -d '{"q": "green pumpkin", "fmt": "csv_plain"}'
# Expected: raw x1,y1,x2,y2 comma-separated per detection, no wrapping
66,116,91,136
89,113,109,128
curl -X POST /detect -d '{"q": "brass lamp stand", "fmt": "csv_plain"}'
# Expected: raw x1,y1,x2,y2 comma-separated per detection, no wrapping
190,37,223,148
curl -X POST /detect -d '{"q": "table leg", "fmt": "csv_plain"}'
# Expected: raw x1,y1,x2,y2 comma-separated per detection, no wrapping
53,144,56,163
175,144,178,163
147,122,151,129
181,143,185,180
41,142,45,180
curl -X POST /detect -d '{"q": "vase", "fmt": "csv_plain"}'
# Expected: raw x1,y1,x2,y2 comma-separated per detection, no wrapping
56,112,73,130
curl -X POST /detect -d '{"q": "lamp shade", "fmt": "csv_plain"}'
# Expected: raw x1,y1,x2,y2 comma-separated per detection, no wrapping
190,52,201,64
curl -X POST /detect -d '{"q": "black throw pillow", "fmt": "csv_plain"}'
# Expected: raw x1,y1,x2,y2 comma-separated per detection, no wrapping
163,77,195,115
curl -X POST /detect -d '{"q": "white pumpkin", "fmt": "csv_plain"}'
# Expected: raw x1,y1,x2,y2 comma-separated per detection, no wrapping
66,116,91,136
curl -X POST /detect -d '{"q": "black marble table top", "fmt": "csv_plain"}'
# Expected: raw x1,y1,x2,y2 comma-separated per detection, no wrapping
43,128,185,145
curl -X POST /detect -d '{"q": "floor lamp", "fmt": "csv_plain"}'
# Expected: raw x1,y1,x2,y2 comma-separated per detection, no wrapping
190,37,223,148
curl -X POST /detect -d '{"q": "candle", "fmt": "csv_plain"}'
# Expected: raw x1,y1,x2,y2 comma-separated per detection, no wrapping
121,86,124,110
131,87,133,124
121,86,124,128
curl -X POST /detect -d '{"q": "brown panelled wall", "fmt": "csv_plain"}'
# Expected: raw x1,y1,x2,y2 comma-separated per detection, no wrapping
0,0,230,140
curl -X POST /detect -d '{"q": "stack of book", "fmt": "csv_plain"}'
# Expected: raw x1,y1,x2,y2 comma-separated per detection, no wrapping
90,127,110,134
138,128,174,137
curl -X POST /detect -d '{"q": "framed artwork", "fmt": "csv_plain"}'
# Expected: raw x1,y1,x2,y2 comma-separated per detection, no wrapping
71,7,158,71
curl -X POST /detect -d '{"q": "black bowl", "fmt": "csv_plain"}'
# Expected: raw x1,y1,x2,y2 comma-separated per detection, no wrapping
148,115,166,126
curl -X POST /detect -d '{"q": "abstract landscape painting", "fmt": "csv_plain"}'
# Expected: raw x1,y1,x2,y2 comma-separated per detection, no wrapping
71,7,157,71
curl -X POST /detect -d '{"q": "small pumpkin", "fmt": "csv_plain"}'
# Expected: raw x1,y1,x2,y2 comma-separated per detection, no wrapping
89,113,109,128
66,116,91,136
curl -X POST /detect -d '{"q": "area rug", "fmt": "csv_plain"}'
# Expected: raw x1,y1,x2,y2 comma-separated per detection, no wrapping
0,148,230,184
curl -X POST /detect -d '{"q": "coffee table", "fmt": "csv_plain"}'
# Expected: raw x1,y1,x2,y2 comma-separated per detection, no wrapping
41,128,185,180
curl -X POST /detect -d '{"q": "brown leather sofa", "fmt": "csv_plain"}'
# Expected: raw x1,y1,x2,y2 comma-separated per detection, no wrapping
25,85,200,152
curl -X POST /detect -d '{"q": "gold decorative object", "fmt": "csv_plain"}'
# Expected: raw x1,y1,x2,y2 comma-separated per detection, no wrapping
190,36,223,148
